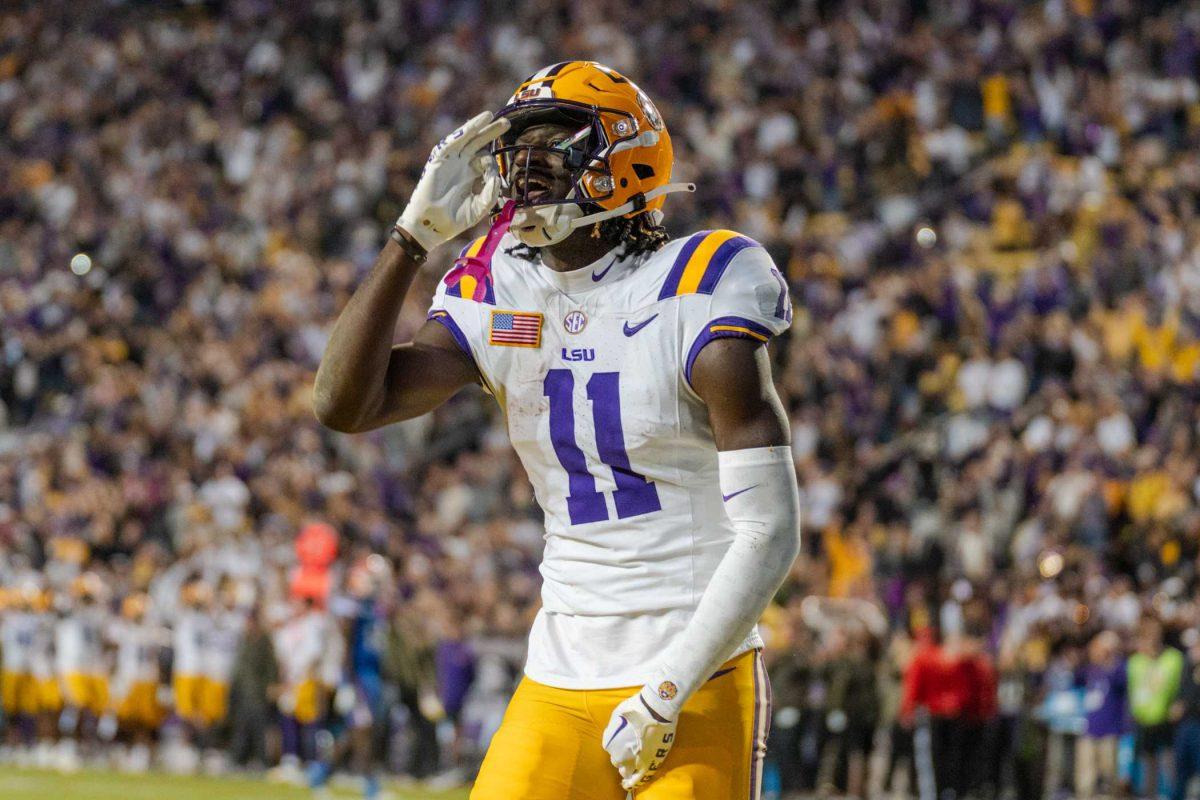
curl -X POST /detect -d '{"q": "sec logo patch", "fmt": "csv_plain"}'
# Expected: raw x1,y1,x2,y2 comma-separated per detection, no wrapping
563,310,587,334
657,681,678,701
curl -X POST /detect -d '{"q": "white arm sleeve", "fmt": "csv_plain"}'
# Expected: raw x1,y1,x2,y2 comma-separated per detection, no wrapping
640,445,801,720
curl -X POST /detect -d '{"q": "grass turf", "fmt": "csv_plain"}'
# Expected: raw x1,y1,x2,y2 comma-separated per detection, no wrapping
0,767,472,800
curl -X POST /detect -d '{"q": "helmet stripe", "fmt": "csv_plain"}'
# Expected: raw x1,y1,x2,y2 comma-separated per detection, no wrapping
515,61,576,93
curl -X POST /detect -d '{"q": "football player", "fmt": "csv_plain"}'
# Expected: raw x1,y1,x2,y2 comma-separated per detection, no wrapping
109,593,165,772
0,585,39,754
55,572,111,770
307,556,391,799
171,578,211,767
270,596,338,783
197,577,246,773
314,61,801,799
27,587,62,767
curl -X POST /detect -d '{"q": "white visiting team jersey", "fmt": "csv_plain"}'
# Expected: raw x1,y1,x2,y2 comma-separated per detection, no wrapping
273,610,328,685
29,613,56,679
173,609,206,676
201,609,245,683
111,618,161,693
56,608,106,676
1,611,38,672
428,228,791,688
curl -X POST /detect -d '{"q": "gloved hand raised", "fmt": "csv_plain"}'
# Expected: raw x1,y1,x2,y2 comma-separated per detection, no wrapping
396,112,510,253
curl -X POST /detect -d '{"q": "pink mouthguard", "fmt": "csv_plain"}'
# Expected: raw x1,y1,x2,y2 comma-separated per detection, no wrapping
443,200,516,302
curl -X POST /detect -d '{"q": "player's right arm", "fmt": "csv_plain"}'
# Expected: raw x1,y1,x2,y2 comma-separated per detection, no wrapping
313,112,509,433
313,242,476,432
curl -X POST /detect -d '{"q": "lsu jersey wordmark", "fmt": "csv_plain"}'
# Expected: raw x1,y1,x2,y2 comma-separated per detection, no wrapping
429,228,791,689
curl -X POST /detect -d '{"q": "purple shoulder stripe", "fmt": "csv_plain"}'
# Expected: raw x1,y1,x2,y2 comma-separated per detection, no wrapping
694,236,757,294
683,315,775,388
444,276,496,305
426,311,475,365
658,231,712,300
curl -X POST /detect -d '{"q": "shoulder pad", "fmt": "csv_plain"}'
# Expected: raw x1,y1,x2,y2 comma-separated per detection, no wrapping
657,230,762,300
442,236,497,305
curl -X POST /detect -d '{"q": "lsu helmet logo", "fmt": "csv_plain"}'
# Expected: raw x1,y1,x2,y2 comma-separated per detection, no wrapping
515,86,548,101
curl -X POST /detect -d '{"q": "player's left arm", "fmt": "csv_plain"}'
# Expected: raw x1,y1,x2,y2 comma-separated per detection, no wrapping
602,319,801,789
691,337,790,448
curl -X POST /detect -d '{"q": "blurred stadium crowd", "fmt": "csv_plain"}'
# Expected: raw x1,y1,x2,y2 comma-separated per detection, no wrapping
5,0,1200,797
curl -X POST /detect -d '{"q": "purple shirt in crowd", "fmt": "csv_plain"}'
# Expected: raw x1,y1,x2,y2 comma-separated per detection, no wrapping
1081,660,1128,738
436,639,476,718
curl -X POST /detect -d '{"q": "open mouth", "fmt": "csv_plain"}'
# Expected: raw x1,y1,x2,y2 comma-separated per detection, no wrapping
514,168,558,203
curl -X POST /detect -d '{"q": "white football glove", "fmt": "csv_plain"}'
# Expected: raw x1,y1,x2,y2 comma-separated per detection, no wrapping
601,690,678,791
396,111,510,253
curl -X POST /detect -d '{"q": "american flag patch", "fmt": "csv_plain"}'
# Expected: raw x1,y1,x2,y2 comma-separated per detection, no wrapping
488,310,543,347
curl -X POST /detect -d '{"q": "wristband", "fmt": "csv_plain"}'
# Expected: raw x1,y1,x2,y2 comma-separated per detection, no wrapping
390,226,428,264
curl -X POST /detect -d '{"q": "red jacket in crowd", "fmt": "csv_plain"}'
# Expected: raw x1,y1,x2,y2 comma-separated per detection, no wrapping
900,637,998,725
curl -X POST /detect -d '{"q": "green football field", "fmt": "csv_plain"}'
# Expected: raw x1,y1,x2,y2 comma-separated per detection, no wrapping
0,767,471,800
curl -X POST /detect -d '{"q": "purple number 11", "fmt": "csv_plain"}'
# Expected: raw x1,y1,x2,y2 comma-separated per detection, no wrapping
544,369,662,525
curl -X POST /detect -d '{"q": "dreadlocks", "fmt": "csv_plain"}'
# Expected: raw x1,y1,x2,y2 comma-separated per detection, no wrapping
504,210,671,263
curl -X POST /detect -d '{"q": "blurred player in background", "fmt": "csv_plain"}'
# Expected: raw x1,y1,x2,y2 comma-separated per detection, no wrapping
171,578,212,770
1,586,39,754
308,555,391,799
28,587,62,767
315,61,802,798
55,572,111,771
1,584,63,767
270,595,340,784
198,577,247,772
109,592,164,772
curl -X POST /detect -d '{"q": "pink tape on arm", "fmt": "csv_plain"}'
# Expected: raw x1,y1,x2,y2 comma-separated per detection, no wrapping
443,200,516,302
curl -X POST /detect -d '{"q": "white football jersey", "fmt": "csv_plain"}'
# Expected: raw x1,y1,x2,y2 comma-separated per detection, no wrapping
30,613,56,679
1,611,38,672
201,609,245,683
428,228,791,688
56,608,106,676
172,609,206,675
273,610,329,685
111,619,161,689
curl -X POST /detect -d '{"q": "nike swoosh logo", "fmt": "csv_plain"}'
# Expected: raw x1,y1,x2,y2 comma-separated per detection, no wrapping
604,716,629,748
622,314,658,336
722,485,758,502
707,667,736,682
592,261,616,281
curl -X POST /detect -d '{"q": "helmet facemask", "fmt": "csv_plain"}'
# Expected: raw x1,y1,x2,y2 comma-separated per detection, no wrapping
492,102,628,247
